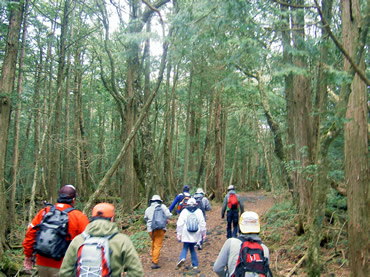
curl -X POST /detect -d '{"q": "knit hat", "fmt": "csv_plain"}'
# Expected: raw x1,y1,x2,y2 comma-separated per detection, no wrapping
57,185,77,203
239,211,260,234
183,185,190,192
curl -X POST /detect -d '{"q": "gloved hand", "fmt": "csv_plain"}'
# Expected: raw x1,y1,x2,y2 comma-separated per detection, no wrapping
177,233,181,242
24,256,33,271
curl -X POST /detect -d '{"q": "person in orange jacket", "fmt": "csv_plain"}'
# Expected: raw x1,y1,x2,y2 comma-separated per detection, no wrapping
23,185,89,277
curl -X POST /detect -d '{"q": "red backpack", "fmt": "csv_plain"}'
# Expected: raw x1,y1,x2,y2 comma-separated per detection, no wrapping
227,193,239,210
231,237,272,277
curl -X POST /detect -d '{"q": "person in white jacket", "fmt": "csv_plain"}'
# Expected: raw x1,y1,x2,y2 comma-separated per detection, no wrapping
176,198,206,270
144,195,172,269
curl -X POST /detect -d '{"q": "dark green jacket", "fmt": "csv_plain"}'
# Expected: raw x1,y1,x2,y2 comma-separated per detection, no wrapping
60,219,144,277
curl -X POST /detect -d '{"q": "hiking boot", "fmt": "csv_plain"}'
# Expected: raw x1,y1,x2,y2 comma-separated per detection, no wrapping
151,262,160,269
176,258,185,269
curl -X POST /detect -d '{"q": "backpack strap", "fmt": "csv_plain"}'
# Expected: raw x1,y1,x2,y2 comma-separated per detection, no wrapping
64,207,75,213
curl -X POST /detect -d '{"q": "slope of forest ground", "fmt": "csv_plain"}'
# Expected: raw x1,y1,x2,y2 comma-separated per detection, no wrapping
2,190,350,277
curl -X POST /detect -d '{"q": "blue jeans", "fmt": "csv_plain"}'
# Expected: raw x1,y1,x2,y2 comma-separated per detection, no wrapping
227,210,239,238
179,242,198,266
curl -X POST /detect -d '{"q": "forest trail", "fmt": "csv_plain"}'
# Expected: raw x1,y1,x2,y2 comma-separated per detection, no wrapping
139,190,275,276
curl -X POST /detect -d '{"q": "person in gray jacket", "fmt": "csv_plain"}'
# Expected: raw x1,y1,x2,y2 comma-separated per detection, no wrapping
213,211,271,277
144,195,172,269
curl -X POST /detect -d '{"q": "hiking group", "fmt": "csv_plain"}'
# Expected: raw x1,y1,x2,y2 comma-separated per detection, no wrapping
23,184,272,276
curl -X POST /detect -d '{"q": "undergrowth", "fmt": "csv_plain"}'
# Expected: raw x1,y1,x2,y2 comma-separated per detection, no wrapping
261,189,349,276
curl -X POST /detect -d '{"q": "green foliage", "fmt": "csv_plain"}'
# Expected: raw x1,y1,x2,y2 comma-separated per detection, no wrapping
0,249,23,276
130,231,151,253
326,188,347,213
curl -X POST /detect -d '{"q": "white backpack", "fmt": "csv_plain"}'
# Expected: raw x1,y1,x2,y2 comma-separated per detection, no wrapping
76,231,117,277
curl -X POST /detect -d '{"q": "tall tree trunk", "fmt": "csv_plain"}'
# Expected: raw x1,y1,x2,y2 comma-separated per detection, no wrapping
342,0,369,275
49,0,71,202
214,91,224,200
9,0,29,229
307,0,333,275
183,67,193,186
62,53,72,186
0,0,23,254
291,0,313,232
197,94,214,188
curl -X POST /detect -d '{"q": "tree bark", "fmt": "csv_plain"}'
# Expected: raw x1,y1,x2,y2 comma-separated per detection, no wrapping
342,0,369,275
214,91,224,200
49,0,71,202
183,66,193,186
0,0,23,254
9,0,29,229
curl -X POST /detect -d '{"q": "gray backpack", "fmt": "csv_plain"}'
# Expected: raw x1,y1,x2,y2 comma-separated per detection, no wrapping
186,211,199,232
151,204,167,230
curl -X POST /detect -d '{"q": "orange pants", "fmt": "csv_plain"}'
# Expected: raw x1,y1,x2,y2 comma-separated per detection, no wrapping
149,229,166,264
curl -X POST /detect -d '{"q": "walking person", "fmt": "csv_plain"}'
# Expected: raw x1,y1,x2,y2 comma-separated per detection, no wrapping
169,184,192,214
176,198,206,270
144,195,172,269
194,188,211,250
213,211,272,277
23,185,89,277
60,203,144,277
221,185,244,238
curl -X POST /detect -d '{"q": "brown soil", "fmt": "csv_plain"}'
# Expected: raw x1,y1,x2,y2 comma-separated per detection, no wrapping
139,190,274,276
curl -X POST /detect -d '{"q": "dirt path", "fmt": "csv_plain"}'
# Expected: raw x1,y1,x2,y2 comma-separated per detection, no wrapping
139,190,274,276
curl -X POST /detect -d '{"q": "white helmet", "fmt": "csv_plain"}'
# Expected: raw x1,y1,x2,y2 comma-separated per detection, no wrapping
239,211,260,234
196,188,204,194
227,185,235,191
150,195,162,202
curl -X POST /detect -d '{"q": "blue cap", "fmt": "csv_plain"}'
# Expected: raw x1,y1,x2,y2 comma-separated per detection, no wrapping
183,185,190,192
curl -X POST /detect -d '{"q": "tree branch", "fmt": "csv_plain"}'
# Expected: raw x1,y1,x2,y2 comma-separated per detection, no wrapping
314,0,370,86
271,0,314,9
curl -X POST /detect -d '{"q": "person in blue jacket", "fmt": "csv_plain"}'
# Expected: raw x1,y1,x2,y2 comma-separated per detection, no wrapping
169,185,191,214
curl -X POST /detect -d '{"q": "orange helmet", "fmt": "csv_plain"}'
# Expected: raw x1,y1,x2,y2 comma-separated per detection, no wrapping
92,203,115,218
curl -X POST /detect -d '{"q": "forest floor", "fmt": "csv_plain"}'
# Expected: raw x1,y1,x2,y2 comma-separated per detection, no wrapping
139,190,275,276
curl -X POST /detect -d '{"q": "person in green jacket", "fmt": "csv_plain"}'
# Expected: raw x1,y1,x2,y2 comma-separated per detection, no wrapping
59,203,144,277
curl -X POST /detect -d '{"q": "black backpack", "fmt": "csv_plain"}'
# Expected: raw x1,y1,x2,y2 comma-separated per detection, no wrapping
33,205,74,260
231,237,273,277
